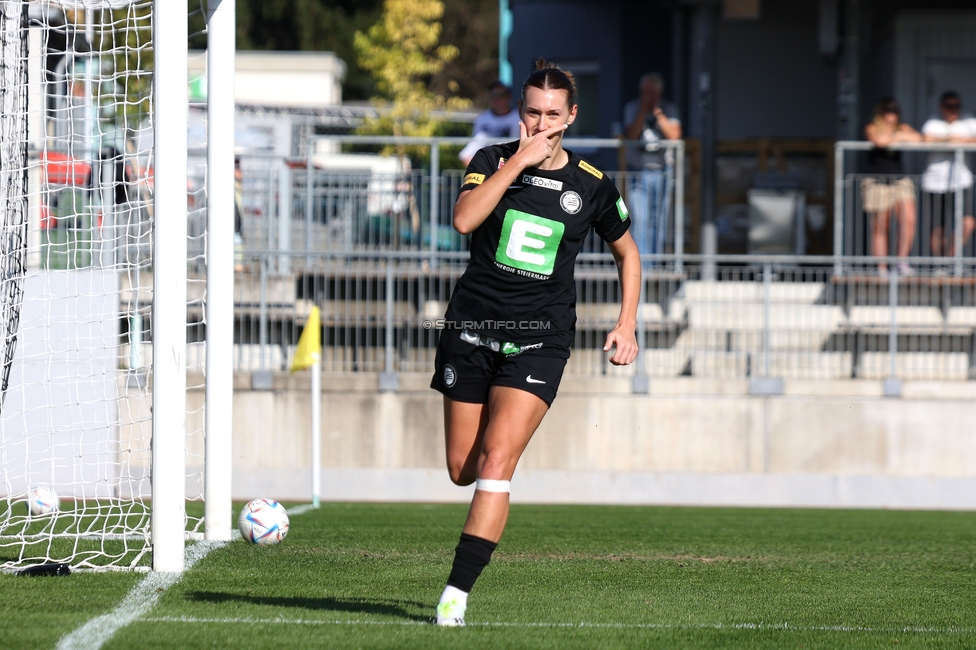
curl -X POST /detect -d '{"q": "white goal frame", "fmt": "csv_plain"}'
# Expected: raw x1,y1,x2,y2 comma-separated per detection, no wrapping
152,0,235,571
0,0,235,573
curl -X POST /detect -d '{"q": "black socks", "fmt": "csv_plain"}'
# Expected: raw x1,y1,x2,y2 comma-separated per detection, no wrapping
446,533,497,592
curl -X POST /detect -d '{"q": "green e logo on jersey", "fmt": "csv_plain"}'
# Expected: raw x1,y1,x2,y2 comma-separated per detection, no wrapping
495,210,565,276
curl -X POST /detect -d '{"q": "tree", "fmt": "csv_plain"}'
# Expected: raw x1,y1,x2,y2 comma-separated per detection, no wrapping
232,0,498,105
353,0,470,243
432,0,499,105
354,0,470,146
103,5,153,125
235,0,383,100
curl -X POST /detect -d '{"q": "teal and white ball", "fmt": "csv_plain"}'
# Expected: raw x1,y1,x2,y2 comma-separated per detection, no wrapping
238,498,290,545
28,485,59,516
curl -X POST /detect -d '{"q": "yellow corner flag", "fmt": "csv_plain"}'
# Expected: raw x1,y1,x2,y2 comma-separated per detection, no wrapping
290,305,321,372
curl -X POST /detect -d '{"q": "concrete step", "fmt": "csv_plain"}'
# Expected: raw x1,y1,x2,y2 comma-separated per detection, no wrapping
947,307,976,327
320,300,418,323
681,280,826,303
675,303,846,330
849,306,943,327
576,302,667,324
688,351,854,379
566,349,689,377
120,342,281,373
858,352,972,380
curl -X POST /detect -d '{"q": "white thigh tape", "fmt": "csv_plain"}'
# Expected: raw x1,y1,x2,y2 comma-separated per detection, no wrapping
475,479,511,493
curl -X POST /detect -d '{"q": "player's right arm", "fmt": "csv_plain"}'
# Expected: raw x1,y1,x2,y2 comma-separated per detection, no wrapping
453,122,567,234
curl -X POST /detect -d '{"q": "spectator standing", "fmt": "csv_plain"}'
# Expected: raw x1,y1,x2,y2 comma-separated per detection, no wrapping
862,97,922,275
459,80,521,165
921,90,976,257
622,72,682,261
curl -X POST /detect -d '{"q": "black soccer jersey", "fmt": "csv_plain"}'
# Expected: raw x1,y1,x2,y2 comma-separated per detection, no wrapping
445,141,631,347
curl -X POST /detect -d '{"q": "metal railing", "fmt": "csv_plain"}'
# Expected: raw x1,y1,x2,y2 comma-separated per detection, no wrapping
212,251,976,388
204,138,976,387
834,141,976,277
30,137,976,386
235,136,687,271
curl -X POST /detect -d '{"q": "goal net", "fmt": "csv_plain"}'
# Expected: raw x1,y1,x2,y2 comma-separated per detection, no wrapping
0,0,222,572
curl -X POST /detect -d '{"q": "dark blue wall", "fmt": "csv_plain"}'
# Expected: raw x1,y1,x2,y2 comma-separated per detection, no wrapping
509,0,680,132
715,0,837,138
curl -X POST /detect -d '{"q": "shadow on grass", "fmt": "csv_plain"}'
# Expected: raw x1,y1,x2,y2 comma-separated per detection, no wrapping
188,591,430,622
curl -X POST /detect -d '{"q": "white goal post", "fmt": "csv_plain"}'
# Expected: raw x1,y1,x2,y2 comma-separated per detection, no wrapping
0,0,235,573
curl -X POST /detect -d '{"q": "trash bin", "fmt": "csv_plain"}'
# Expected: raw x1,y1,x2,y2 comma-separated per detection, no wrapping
747,172,806,255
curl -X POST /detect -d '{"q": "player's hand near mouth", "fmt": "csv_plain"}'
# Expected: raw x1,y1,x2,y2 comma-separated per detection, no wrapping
453,121,567,235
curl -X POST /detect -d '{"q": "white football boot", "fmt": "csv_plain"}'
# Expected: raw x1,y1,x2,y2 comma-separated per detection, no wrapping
435,588,467,626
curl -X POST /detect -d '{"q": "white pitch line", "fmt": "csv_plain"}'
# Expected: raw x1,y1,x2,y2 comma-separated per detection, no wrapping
56,503,314,650
285,503,318,516
56,541,226,650
140,615,976,636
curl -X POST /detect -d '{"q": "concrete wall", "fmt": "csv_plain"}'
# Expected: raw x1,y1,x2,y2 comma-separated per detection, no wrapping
210,372,976,510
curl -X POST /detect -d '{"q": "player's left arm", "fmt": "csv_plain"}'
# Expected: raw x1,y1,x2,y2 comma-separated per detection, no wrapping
604,231,641,366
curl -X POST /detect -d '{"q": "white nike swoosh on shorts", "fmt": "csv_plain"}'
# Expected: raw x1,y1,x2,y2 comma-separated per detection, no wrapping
525,375,546,384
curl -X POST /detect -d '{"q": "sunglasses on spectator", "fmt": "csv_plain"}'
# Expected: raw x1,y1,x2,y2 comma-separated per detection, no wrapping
490,91,509,98
942,101,961,110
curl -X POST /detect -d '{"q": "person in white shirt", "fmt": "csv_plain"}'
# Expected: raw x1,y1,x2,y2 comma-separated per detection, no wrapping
459,81,521,165
921,90,976,256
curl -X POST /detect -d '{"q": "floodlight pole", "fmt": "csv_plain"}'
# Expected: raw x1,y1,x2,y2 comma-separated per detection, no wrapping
152,0,189,573
205,0,235,541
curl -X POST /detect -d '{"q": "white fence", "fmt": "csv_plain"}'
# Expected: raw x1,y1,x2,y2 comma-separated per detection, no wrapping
213,252,976,390
834,141,976,276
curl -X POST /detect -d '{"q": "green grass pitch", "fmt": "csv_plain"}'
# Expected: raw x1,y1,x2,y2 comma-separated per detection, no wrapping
3,503,976,649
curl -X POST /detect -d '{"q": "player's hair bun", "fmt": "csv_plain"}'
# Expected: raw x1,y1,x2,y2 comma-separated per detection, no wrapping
523,58,577,107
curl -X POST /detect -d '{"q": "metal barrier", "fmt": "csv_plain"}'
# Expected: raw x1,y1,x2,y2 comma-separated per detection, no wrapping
834,141,976,277
215,138,976,387
235,136,686,271
29,138,976,386
224,251,976,388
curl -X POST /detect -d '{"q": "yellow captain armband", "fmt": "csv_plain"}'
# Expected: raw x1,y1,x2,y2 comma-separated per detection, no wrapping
578,159,604,179
462,173,486,186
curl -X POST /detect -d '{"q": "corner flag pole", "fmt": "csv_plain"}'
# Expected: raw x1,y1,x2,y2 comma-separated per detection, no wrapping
290,306,322,507
311,355,321,508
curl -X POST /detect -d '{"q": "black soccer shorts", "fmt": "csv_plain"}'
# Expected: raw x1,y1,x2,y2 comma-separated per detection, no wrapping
429,329,569,406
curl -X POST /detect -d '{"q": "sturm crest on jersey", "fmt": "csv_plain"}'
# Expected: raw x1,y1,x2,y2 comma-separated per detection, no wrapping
560,191,582,214
443,364,457,387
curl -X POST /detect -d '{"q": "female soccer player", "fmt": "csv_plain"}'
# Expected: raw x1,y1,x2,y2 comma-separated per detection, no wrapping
430,60,641,626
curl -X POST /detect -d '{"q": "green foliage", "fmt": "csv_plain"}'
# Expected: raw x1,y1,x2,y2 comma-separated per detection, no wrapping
433,0,500,104
232,0,498,106
94,5,153,126
353,0,471,163
235,0,383,100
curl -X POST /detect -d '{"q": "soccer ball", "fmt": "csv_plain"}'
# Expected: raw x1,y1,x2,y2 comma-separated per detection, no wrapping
238,498,289,545
28,485,59,516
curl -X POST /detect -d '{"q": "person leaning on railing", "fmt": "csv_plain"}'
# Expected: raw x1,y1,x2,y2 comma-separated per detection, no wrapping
921,90,976,258
862,97,921,276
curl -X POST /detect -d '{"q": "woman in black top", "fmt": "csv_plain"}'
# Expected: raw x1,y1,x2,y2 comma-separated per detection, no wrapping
862,97,922,275
430,60,641,625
